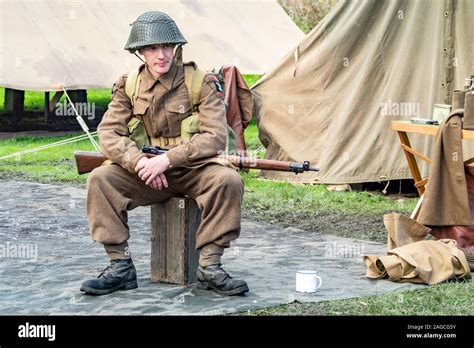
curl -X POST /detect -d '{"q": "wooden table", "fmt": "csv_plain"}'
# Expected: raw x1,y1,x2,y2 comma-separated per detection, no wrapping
391,121,474,197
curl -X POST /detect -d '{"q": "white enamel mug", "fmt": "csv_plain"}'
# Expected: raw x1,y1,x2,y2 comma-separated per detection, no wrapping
295,270,322,293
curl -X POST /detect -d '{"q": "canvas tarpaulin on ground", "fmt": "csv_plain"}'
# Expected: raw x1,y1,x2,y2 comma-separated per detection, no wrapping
251,0,474,184
0,0,304,91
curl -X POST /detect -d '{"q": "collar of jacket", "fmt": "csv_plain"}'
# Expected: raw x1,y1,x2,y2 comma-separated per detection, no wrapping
141,62,180,92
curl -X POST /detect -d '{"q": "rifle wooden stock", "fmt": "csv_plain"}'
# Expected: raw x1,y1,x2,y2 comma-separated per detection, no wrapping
75,151,107,175
74,151,319,175
74,151,154,175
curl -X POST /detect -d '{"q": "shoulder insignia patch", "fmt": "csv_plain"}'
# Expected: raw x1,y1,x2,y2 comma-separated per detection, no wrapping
207,75,224,98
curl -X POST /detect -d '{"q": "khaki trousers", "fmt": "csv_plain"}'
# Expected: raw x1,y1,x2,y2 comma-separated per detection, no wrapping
86,163,243,251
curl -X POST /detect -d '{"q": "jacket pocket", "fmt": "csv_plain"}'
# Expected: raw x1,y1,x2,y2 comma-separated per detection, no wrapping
132,97,149,116
165,98,192,135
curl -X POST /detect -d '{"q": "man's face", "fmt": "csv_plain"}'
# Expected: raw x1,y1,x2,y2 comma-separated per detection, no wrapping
140,44,175,78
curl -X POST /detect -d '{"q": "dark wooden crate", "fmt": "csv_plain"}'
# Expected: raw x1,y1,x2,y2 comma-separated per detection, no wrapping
150,197,200,285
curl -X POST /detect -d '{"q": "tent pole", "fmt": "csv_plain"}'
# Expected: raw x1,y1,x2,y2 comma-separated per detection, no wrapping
61,86,100,152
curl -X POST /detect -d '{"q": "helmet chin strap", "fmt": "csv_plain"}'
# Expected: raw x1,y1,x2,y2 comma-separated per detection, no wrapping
133,51,146,64
173,45,184,66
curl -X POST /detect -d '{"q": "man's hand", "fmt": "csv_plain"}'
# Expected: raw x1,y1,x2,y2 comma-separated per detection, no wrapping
135,155,171,189
147,174,168,190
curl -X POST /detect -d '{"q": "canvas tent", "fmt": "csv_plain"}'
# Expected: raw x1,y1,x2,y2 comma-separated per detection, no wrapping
252,0,474,184
0,0,304,91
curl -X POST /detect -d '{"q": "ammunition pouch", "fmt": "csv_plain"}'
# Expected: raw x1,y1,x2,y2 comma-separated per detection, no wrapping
127,117,149,148
181,113,200,141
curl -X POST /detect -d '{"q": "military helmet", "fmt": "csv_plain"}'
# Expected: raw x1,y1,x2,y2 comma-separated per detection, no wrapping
124,11,187,52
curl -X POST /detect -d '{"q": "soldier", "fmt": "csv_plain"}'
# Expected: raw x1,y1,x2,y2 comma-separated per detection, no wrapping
80,11,249,296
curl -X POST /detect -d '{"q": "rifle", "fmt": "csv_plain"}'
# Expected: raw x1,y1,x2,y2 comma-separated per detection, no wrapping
74,145,319,175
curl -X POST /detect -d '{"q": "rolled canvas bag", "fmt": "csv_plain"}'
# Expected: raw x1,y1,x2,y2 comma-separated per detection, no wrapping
364,239,471,284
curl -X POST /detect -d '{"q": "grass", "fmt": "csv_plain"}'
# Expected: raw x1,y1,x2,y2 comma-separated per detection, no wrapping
246,280,474,315
242,75,262,88
0,134,96,184
242,171,415,216
243,120,264,155
240,169,417,243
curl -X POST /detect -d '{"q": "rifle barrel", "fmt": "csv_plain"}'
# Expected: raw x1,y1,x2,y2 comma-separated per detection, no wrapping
222,155,319,173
